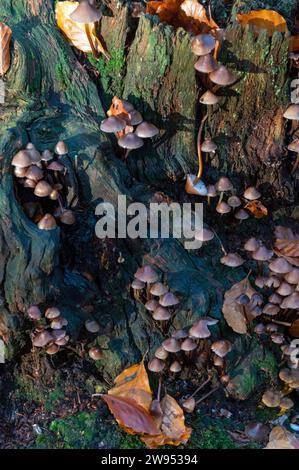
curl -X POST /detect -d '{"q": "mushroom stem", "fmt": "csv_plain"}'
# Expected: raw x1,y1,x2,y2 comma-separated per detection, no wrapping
194,114,208,184
291,153,299,174
194,386,219,405
85,23,99,59
269,319,292,327
189,376,211,399
124,149,131,160
211,227,227,255
157,376,162,401
218,191,224,204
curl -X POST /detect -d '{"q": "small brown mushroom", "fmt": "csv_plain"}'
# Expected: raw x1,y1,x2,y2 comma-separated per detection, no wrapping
88,347,103,361
191,34,216,56
148,358,165,373
220,253,245,267
37,214,57,231
85,319,100,333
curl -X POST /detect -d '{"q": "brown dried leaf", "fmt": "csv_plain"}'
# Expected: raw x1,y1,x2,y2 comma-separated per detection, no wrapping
0,22,12,76
289,319,299,338
222,277,257,334
274,226,299,267
236,10,288,36
244,200,268,219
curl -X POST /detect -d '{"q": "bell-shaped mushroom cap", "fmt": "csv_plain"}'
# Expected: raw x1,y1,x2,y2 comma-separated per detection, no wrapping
235,294,250,305
54,140,68,155
264,276,280,288
191,34,216,56
169,361,182,373
189,320,211,339
69,0,102,23
12,150,32,168
148,357,165,372
135,265,158,283
283,104,299,120
284,268,299,285
150,283,168,296
262,303,280,316
181,338,197,351
194,54,218,73
288,139,299,152
60,210,76,225
209,65,236,86
55,335,69,346
199,90,219,105
162,337,181,353
25,165,44,181
127,110,143,126
280,292,299,309
153,307,171,321
47,161,64,172
46,344,59,355
27,148,41,163
269,257,292,274
269,293,283,305
279,368,299,386
100,116,126,133
262,390,281,407
32,330,53,347
37,214,57,231
41,149,53,161
49,190,59,201
155,346,168,360
254,323,266,335
159,292,179,307
34,180,52,197
201,139,217,153
276,282,294,297
26,143,35,150
24,179,37,189
51,329,66,341
207,184,217,197
202,316,219,325
255,276,267,288
220,253,245,267
213,355,224,367
211,339,232,357
51,317,66,329
131,278,145,290
271,333,285,345
244,186,261,200
244,237,261,252
118,132,144,149
280,397,294,410
85,319,100,333
185,174,208,196
216,176,233,192
235,209,249,220
216,201,231,214
135,122,159,139
172,329,188,339
27,306,42,320
45,307,60,319
182,397,196,413
144,299,159,311
252,246,273,261
227,195,241,208
89,347,103,360
194,227,214,242
14,167,28,178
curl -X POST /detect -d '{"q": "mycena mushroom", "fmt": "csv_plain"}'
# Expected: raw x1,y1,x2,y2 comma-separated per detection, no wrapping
69,0,102,59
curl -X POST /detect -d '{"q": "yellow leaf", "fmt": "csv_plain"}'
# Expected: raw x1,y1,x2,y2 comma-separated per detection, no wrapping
55,1,108,58
244,200,268,219
0,22,12,76
236,10,288,36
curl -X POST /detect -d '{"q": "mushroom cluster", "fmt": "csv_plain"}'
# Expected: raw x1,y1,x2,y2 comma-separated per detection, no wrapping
28,305,69,355
12,142,75,230
100,96,159,158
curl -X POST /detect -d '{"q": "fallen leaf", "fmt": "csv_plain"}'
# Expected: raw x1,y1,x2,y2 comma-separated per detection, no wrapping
265,426,299,449
55,1,108,58
222,277,257,334
289,319,299,338
290,36,299,53
244,200,268,219
236,10,288,36
107,96,130,120
0,22,12,76
274,226,299,267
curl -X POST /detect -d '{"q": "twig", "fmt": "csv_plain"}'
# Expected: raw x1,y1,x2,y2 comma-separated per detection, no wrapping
194,114,208,183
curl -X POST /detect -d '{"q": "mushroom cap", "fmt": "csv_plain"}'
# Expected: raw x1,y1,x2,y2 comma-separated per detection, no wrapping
32,330,53,347
69,0,102,23
41,149,53,161
46,344,59,355
11,150,32,168
27,306,42,320
127,110,143,126
153,307,171,321
50,190,59,201
144,299,160,311
269,257,292,274
47,161,64,172
85,319,100,333
280,292,299,309
201,139,217,153
60,210,76,225
172,329,189,339
199,90,219,105
185,174,208,196
206,184,217,197
14,166,28,178
211,340,232,357
162,338,181,353
100,116,126,133
26,143,35,150
279,397,294,410
266,323,278,333
213,355,224,367
169,361,182,373
155,346,168,360
264,276,280,288
245,423,269,442
191,34,216,56
209,65,236,86
135,122,159,138
150,283,169,296
284,268,299,284
54,140,68,156
227,195,241,208
288,139,299,152
271,333,285,345
194,227,214,242
118,132,144,149
216,176,233,192
244,237,261,252
181,338,197,351
268,293,283,305
51,329,67,341
254,323,266,335
283,104,299,120
182,397,196,413
244,186,261,200
279,368,299,385
189,320,211,339
50,317,65,330
234,208,249,220
276,282,294,297
262,390,281,408
252,246,273,261
88,347,103,360
55,335,69,346
148,357,165,372
220,253,245,267
45,307,61,319
25,165,44,181
194,54,218,73
216,201,231,214
262,303,280,316
135,265,158,283
34,180,52,197
159,292,179,307
27,148,41,163
24,179,37,189
37,214,57,230
131,278,145,290
255,276,267,288
235,294,250,305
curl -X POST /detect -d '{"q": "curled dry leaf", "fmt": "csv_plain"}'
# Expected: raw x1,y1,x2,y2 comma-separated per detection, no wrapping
274,226,299,267
265,426,299,449
55,1,108,58
0,22,12,76
222,277,257,334
244,200,268,219
289,319,299,338
236,10,288,36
